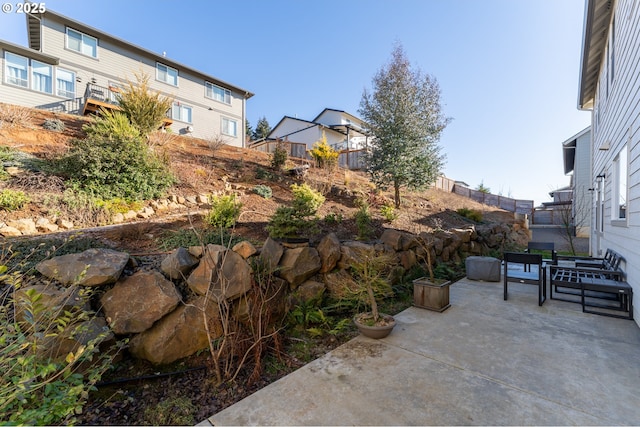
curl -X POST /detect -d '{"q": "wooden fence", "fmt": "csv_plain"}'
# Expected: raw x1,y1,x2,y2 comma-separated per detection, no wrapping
453,186,534,215
249,140,308,159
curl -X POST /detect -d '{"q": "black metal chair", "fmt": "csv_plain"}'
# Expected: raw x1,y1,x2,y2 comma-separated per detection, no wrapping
524,241,557,267
503,252,546,306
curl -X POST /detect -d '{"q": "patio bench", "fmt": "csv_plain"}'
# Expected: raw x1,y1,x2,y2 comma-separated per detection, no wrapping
550,250,633,319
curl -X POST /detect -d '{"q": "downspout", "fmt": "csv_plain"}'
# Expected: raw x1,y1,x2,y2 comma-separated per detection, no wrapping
242,91,249,148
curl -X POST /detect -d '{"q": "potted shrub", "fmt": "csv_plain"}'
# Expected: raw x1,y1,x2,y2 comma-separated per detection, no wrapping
413,235,452,312
350,249,396,339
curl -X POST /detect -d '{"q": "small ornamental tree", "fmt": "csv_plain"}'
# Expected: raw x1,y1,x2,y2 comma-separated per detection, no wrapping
359,43,450,208
116,71,174,136
310,131,339,169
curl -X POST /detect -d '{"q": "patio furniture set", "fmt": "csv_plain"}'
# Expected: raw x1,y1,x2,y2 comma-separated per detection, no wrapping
501,243,633,320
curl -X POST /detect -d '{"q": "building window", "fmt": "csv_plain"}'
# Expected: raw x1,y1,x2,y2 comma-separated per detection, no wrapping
66,28,98,58
4,52,28,87
172,102,192,123
613,145,627,220
222,117,237,137
157,63,178,86
56,68,75,98
205,82,231,104
31,60,52,94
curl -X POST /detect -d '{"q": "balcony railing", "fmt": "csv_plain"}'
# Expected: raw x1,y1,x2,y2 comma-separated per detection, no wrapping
81,83,173,127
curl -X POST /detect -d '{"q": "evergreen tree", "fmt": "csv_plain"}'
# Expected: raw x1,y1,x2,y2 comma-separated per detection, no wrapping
359,44,450,208
253,116,272,140
245,119,254,142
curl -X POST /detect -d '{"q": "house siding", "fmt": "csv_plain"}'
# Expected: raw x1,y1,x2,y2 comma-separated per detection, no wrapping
574,130,592,237
585,0,640,324
1,11,250,146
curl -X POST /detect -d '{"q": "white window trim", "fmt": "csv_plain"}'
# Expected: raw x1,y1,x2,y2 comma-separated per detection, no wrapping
65,27,98,59
611,145,628,225
172,102,192,124
205,82,231,105
56,68,76,99
4,51,29,88
221,117,238,137
31,59,53,94
156,62,179,87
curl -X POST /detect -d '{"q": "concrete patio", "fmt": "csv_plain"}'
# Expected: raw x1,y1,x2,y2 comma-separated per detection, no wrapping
201,277,640,426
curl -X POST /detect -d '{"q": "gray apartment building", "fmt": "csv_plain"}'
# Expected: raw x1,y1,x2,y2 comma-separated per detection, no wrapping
0,8,253,145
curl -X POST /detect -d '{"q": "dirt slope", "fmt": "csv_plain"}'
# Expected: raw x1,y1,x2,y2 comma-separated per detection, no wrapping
0,105,516,252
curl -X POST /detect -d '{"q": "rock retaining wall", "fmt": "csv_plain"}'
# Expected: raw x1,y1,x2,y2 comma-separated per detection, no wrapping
26,222,528,365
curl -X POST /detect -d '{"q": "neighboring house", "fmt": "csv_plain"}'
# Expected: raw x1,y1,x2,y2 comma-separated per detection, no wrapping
561,127,592,237
578,0,639,323
0,8,253,145
265,108,369,151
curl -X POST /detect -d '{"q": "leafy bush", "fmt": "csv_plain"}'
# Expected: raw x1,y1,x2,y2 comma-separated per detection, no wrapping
159,228,244,251
309,133,339,169
324,212,343,224
267,184,325,238
380,204,398,222
116,72,174,136
57,122,175,200
205,194,242,229
355,203,373,240
253,184,272,199
456,207,483,222
0,271,121,425
82,109,140,141
0,189,29,211
94,197,143,214
42,118,66,132
270,141,288,170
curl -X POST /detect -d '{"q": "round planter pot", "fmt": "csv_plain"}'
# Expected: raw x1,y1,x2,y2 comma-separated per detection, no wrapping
353,313,396,339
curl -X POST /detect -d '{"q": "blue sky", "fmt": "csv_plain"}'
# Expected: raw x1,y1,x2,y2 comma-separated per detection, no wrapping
0,0,591,205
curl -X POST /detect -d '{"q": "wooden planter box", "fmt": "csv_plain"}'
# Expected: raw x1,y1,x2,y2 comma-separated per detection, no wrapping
413,277,452,312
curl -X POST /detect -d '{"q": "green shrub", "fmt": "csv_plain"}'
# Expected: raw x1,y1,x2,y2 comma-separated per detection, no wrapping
380,204,398,222
456,207,483,222
291,183,325,216
324,212,343,224
205,194,242,229
0,272,122,425
82,109,140,141
43,118,66,132
0,189,29,211
116,72,174,136
355,203,373,240
159,228,243,251
270,141,288,170
267,184,325,238
94,197,144,214
253,184,273,199
309,132,339,169
57,125,175,201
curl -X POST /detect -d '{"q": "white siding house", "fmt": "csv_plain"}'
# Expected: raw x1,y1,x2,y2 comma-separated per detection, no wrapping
0,8,253,145
578,0,640,323
267,109,369,151
562,127,592,237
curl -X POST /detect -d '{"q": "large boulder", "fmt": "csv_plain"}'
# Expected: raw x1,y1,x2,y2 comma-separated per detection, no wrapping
324,269,360,300
259,237,284,271
101,271,181,334
317,233,341,273
337,241,375,270
232,240,257,259
187,245,252,301
128,296,222,365
160,247,199,280
278,247,321,288
36,248,130,286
